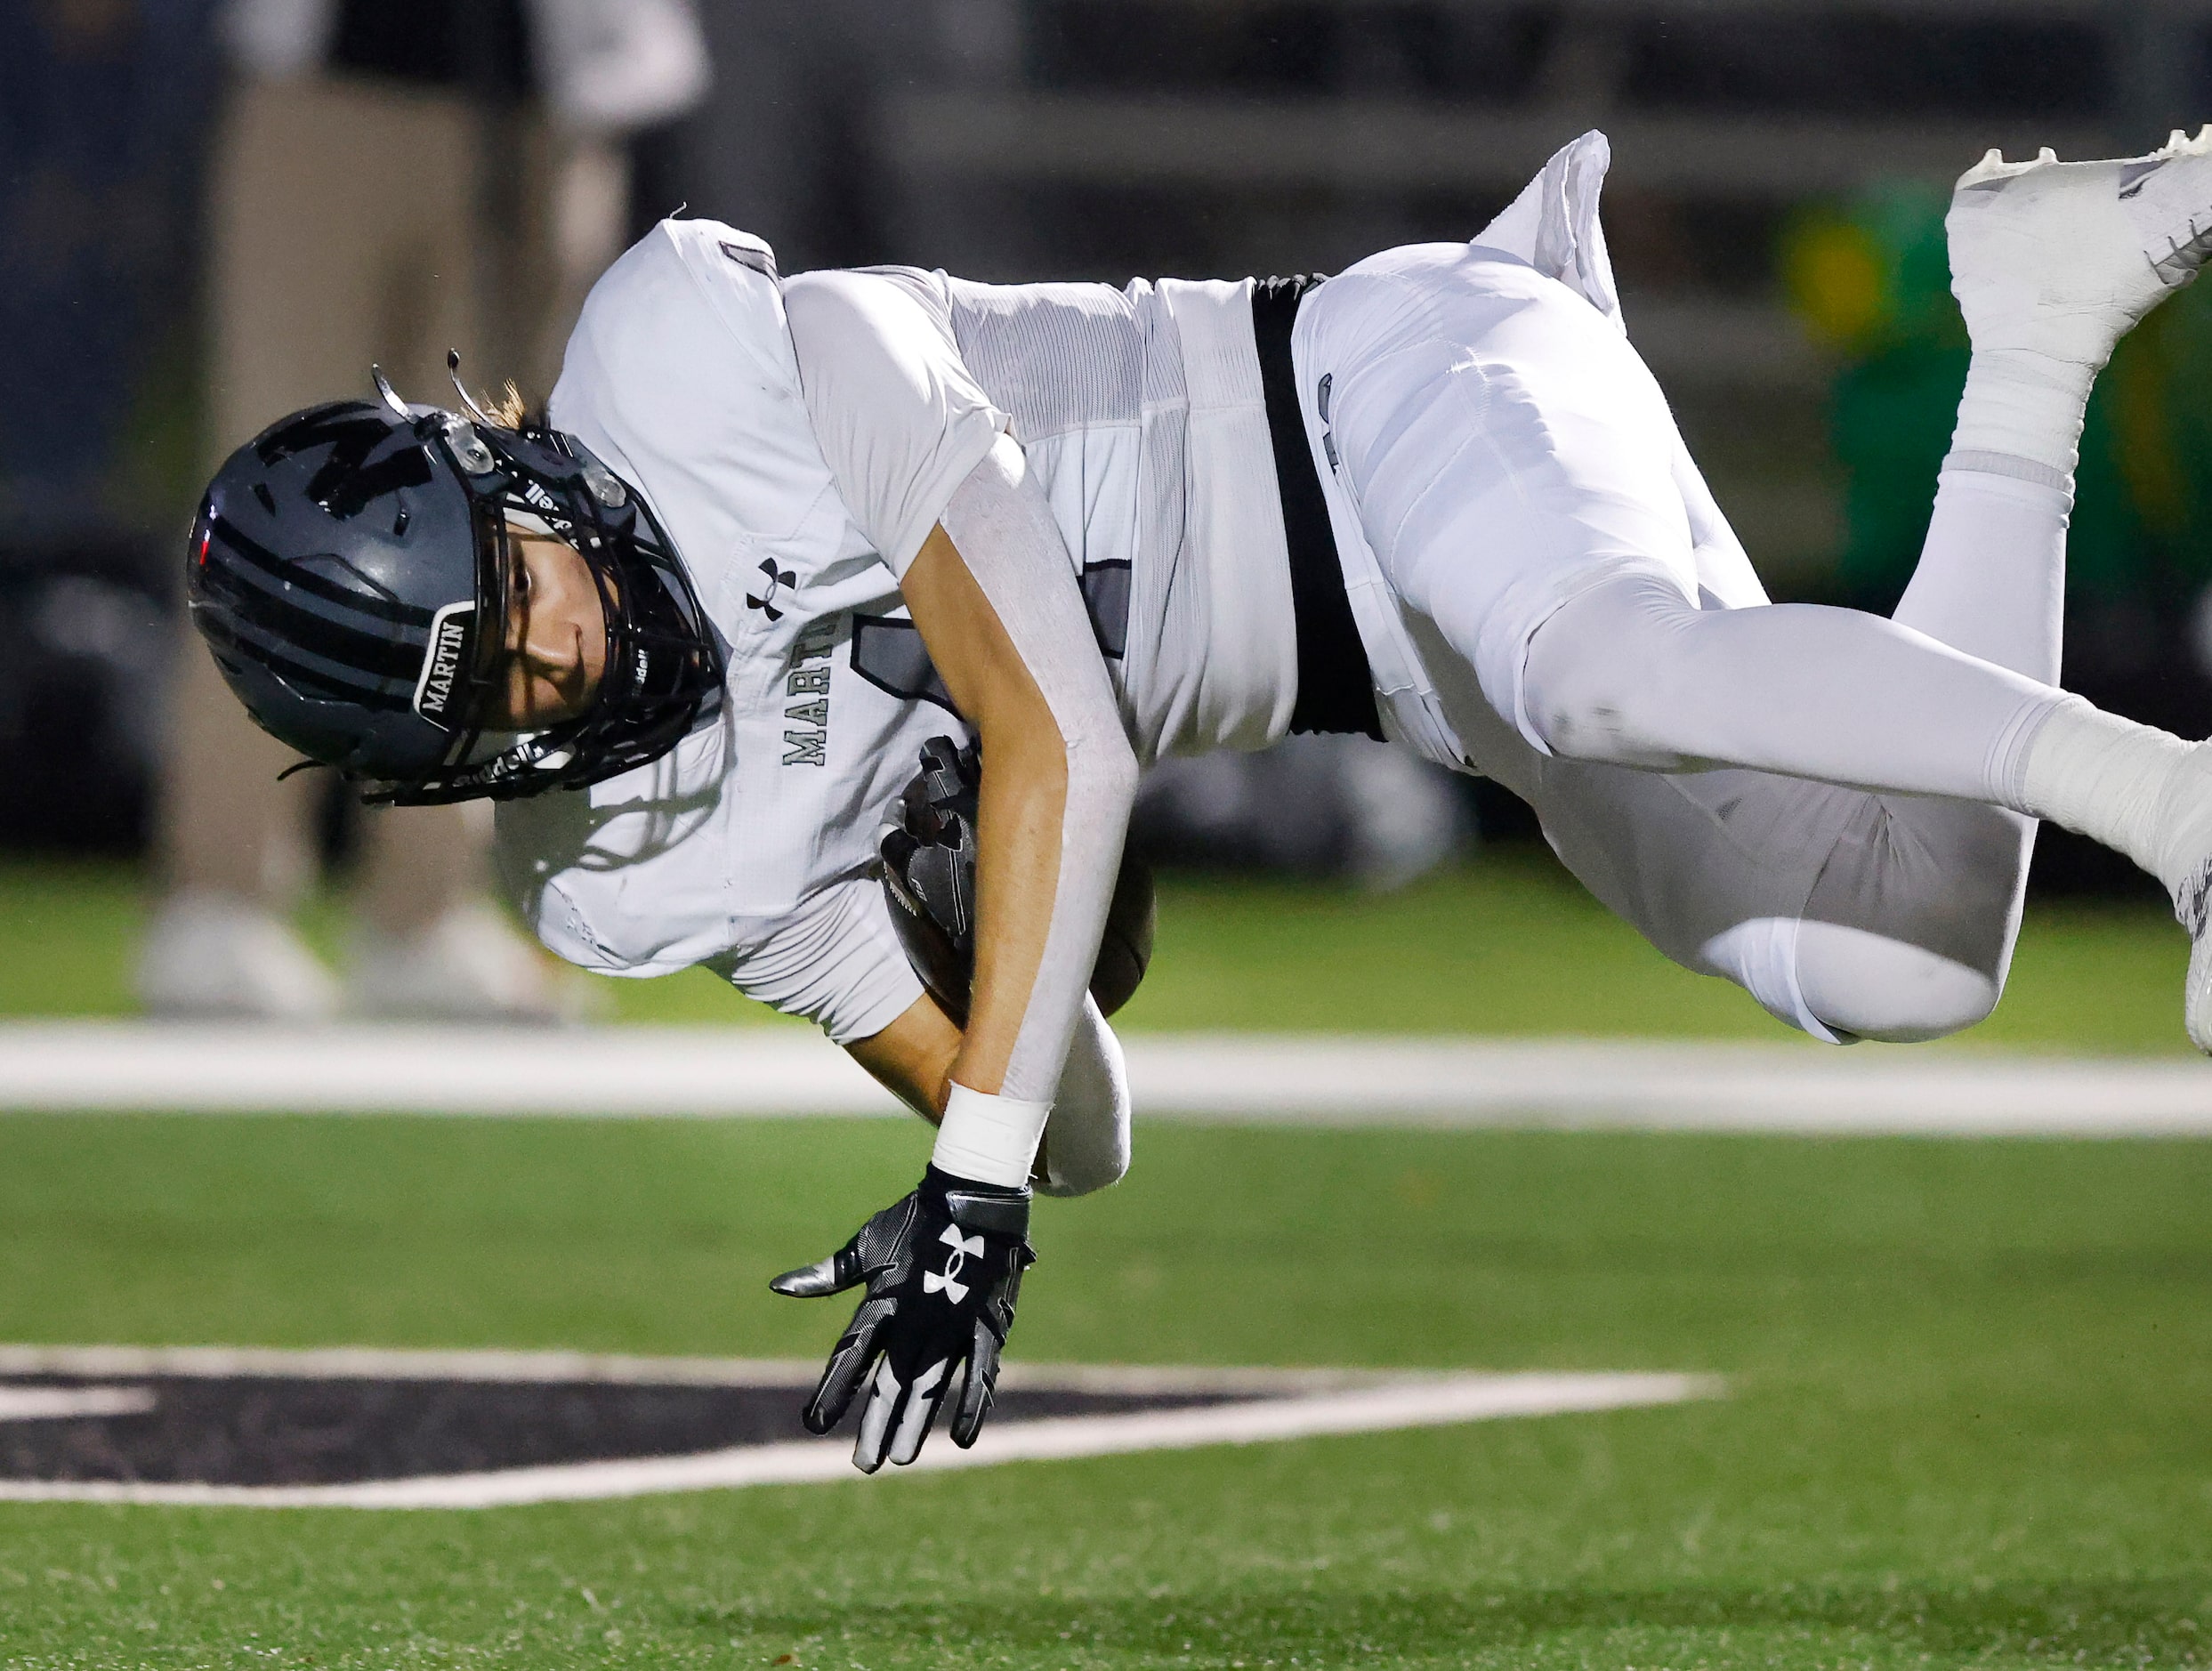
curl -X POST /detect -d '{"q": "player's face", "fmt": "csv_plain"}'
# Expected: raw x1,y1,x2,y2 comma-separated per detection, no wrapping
492,521,607,729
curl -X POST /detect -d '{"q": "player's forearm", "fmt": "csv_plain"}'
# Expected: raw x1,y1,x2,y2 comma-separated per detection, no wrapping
846,994,962,1121
902,441,1139,1161
957,707,1070,1096
916,571,1137,1105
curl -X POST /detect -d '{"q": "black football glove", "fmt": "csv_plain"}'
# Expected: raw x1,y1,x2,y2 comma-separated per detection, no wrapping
770,1165,1035,1472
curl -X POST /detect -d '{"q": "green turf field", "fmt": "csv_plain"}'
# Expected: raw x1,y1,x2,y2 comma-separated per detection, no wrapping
0,852,2193,1049
1,1112,2208,1667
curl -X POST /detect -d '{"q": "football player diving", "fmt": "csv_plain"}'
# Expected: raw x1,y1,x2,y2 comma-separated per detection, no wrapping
188,129,2212,1473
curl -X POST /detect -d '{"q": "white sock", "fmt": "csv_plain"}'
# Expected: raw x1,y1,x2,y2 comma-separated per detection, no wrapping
1947,347,2095,488
1893,468,2069,682
2014,696,2208,894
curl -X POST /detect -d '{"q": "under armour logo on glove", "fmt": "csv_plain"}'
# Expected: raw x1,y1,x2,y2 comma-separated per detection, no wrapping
769,1165,1034,1473
923,1224,986,1304
746,559,795,621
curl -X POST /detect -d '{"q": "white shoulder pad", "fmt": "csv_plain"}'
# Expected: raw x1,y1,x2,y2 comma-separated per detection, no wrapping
551,219,847,569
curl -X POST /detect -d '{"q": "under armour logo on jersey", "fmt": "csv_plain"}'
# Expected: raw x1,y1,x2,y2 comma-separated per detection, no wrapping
922,1224,986,1304
747,559,795,621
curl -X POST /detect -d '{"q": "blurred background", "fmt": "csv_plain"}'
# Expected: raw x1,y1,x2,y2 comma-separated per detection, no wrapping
9,15,2212,1651
8,0,2212,1029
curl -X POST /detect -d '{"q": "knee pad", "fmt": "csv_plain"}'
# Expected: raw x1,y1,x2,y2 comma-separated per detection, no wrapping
1040,1008,1132,1198
1699,916,2001,1044
1794,921,2002,1043
1699,916,1847,1044
1037,1115,1129,1198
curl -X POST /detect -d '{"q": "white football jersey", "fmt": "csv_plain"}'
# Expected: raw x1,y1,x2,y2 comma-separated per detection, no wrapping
496,222,959,1040
782,264,1299,760
496,217,1307,1038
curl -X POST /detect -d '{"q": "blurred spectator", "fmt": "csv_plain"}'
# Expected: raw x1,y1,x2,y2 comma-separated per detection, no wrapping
651,0,939,274
0,1,216,856
1782,186,1968,610
141,0,706,1020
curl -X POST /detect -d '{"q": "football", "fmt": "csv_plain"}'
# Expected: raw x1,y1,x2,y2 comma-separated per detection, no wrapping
1088,847,1155,1017
879,736,1154,1022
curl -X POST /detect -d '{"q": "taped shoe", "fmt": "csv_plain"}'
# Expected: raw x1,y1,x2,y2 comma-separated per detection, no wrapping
346,900,599,1024
136,894,340,1022
1950,128,2212,372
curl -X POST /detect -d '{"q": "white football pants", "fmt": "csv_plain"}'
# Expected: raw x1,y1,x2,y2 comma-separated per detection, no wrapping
1321,243,2072,1042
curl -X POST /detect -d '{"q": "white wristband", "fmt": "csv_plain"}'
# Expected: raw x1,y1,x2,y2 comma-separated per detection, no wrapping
932,1082,1050,1190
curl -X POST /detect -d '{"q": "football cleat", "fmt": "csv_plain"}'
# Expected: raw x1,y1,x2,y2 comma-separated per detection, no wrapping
346,900,598,1024
1949,127,2212,370
2154,742,2212,1053
136,893,341,1022
2174,856,2212,1054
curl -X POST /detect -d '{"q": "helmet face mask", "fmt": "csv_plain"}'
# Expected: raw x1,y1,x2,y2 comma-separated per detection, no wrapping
190,387,723,806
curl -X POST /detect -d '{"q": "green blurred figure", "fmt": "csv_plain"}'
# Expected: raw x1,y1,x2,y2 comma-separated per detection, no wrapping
1785,184,2212,633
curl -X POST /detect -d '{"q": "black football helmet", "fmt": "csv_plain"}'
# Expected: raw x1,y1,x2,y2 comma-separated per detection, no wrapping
187,368,723,804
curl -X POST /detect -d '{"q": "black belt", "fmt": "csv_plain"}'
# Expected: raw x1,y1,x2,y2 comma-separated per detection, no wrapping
1250,275,1383,741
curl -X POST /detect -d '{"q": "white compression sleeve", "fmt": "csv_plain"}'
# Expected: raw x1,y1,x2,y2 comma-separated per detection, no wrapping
934,434,1141,1111
1894,467,2068,683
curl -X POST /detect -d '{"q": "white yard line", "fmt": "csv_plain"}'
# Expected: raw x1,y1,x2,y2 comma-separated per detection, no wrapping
0,1386,156,1422
0,1343,1415,1396
2,1021,2211,1134
0,1022,895,1118
0,1367,1717,1509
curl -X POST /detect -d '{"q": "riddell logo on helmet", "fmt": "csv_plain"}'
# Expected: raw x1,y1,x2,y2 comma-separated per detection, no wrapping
520,480,574,534
413,601,477,727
